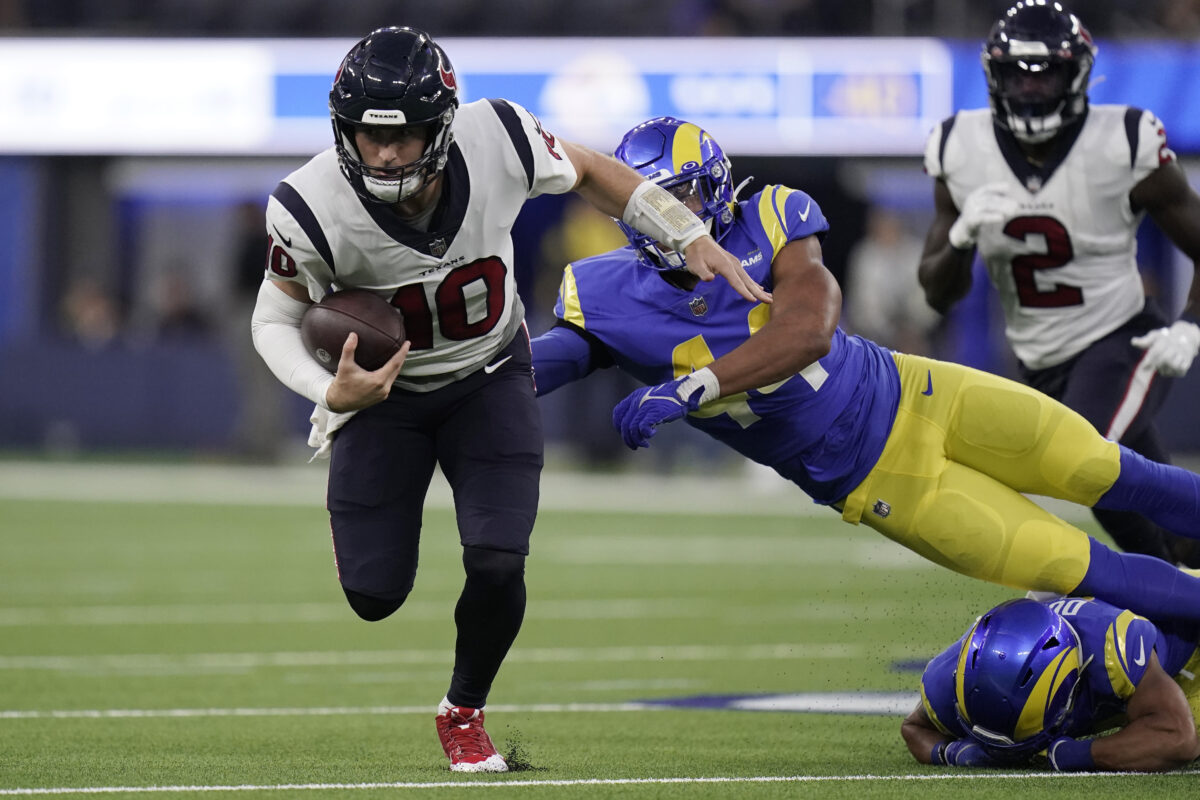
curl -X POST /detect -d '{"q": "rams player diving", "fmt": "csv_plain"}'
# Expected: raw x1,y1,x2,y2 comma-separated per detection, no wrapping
530,116,1200,631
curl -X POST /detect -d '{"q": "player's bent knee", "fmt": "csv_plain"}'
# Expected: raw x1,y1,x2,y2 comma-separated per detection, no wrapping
342,587,406,621
1040,414,1120,504
462,546,525,588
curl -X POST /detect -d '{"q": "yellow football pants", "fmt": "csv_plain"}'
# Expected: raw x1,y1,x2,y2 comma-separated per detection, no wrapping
841,353,1121,593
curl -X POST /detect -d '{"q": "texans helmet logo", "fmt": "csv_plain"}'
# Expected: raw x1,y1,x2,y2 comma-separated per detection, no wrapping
437,54,457,90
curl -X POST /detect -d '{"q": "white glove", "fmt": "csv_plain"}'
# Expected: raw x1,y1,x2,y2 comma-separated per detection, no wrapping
947,183,1020,250
1131,319,1200,377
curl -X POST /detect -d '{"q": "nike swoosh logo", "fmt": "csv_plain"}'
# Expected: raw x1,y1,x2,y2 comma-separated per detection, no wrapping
798,199,812,222
921,370,933,396
272,225,292,248
1133,637,1146,667
483,355,513,374
638,391,682,408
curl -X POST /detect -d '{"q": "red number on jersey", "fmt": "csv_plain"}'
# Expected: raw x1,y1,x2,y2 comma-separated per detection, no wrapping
389,256,508,350
1003,216,1082,308
528,112,563,161
266,234,298,278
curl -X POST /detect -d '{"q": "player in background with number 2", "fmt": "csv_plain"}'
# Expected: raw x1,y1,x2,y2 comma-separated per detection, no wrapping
249,27,769,773
918,1,1200,566
531,116,1200,675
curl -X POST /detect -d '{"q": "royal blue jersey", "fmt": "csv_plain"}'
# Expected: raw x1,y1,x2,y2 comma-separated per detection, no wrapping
921,596,1200,741
542,185,900,504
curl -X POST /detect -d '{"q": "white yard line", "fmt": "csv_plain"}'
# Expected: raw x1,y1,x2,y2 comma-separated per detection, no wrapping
0,772,1192,795
0,642,880,674
0,692,921,720
0,702,659,720
0,460,1092,521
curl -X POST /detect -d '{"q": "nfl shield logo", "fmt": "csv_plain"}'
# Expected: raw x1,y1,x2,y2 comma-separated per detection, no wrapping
872,499,891,518
430,238,447,258
689,296,708,317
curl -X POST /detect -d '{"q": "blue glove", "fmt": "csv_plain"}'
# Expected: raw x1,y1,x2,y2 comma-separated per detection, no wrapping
612,376,705,450
1047,736,1095,772
932,739,999,768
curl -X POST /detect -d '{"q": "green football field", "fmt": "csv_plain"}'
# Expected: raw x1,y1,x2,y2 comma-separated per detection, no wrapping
1,462,1197,798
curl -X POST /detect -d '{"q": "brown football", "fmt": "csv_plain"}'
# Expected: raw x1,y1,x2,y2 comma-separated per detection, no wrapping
300,289,406,373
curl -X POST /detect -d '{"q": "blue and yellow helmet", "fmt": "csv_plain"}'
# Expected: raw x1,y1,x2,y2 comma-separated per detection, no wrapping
954,598,1084,757
613,116,735,270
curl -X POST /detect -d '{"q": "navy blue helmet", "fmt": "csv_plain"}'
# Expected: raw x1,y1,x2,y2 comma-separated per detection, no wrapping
982,1,1096,144
954,598,1086,758
329,27,459,204
613,117,735,270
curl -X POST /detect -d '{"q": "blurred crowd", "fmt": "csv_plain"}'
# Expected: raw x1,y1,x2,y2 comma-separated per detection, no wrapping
4,0,1200,38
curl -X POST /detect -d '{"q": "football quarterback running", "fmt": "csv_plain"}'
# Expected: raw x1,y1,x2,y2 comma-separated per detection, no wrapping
918,1,1200,566
249,26,768,773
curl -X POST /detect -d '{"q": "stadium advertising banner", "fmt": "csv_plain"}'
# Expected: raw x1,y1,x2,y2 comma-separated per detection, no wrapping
0,37,1196,156
0,37,950,156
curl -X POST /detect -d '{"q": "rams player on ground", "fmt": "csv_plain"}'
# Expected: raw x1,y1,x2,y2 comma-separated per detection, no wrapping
903,595,1200,771
531,116,1200,630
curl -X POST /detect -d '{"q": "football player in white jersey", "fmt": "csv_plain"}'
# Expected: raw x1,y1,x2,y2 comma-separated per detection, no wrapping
249,26,770,773
918,1,1200,567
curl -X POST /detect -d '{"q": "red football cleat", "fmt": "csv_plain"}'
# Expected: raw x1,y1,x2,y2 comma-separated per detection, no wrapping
436,705,508,772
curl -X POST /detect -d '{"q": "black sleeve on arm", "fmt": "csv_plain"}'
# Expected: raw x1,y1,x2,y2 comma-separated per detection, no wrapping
556,319,615,369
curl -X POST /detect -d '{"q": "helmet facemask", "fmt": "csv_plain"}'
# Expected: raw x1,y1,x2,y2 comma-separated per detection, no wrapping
332,109,455,204
983,2,1096,144
985,54,1090,144
613,117,735,272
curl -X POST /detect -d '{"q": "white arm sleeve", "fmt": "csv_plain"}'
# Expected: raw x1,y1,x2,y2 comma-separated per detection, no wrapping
250,281,334,410
621,181,707,252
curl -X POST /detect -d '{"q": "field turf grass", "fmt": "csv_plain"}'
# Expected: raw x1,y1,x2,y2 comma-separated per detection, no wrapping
2,471,1198,798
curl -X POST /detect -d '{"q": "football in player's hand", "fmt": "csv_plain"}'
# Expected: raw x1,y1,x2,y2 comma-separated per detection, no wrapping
300,289,406,373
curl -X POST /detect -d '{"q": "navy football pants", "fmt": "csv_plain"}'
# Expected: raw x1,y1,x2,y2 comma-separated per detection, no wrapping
326,330,542,706
1020,300,1196,565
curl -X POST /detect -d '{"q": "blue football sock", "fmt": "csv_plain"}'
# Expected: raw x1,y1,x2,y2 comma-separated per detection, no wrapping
1094,446,1200,538
1075,538,1200,620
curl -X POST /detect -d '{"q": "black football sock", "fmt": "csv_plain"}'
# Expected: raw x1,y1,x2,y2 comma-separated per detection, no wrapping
446,546,526,709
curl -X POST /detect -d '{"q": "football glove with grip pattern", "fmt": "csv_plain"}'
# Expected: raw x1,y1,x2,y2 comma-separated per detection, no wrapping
612,368,719,449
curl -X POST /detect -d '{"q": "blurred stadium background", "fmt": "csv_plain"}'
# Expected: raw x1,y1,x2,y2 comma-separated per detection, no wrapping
0,0,1198,469
6,3,1200,795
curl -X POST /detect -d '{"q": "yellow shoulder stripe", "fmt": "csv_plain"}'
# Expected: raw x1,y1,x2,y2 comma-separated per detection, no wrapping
560,265,585,328
1105,610,1144,699
920,682,952,735
756,185,795,261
